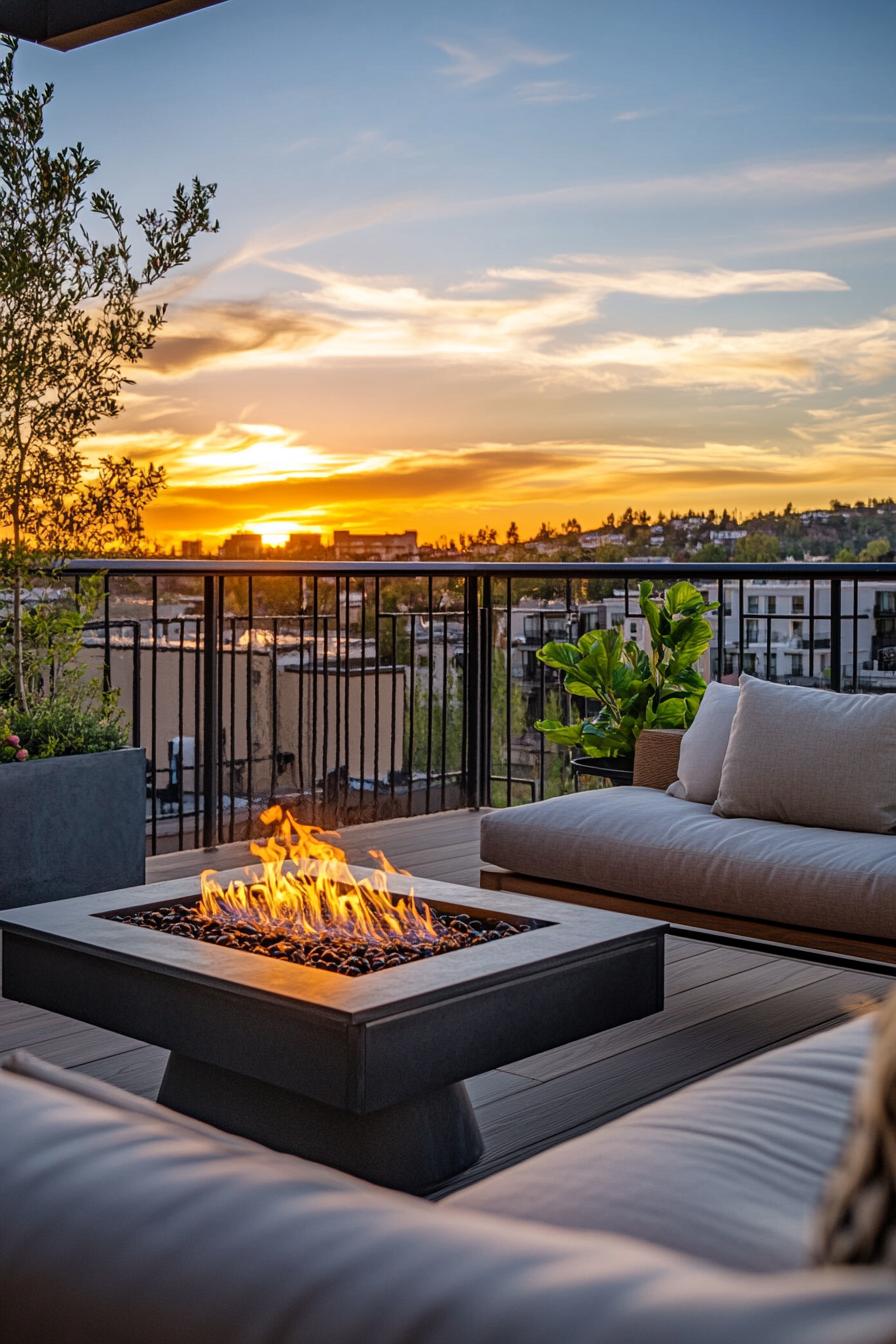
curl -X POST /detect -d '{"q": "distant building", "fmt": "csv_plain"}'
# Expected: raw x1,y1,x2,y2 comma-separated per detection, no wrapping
220,532,263,560
284,533,323,558
180,539,203,558
331,530,418,561
709,529,747,543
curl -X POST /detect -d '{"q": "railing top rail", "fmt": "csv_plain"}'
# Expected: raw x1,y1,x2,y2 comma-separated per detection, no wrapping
52,557,896,580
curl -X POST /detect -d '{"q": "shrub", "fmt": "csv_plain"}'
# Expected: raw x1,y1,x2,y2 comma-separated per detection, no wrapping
3,695,126,762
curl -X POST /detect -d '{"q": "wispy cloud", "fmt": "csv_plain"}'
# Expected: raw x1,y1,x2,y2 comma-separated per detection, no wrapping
473,151,896,210
561,318,896,392
91,422,393,492
612,108,661,123
217,197,433,274
339,129,416,162
134,258,893,399
432,35,567,86
490,261,848,300
515,79,593,106
791,396,896,455
217,152,896,286
735,221,896,257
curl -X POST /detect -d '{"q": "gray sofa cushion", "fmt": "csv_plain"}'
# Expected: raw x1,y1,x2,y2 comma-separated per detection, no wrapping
714,675,896,834
480,786,896,938
1,1048,265,1151
2,1060,896,1344
451,1016,871,1272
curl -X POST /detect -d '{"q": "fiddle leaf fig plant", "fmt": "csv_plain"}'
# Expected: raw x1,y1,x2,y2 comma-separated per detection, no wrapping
535,580,718,759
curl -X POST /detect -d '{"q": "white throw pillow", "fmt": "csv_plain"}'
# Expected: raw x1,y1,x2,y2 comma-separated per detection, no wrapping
667,680,740,805
713,674,896,834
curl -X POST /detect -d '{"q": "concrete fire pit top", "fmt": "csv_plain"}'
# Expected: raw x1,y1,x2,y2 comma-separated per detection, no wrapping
0,861,664,1026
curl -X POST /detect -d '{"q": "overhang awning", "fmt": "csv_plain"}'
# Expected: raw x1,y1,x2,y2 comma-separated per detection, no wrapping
0,1,227,50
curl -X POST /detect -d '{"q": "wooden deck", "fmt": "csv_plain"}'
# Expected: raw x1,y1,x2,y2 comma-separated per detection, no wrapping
2,809,893,1196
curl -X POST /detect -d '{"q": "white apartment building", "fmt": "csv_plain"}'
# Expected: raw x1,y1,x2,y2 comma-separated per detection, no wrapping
718,579,896,686
510,578,896,692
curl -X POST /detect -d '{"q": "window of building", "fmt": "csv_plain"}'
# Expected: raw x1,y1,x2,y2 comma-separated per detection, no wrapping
746,619,759,644
767,596,777,615
792,595,805,614
747,595,759,614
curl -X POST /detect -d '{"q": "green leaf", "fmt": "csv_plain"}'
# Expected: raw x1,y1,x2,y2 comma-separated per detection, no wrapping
639,583,661,647
647,697,689,728
667,618,714,674
576,629,606,654
535,641,581,671
574,629,624,688
534,718,584,746
675,667,707,692
663,580,707,615
563,675,602,700
582,715,637,758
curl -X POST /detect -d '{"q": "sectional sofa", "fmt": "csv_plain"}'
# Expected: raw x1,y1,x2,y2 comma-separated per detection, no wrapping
1,1014,895,1343
481,675,896,963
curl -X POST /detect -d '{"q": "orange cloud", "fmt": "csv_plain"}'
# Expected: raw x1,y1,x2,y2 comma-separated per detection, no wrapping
89,409,896,546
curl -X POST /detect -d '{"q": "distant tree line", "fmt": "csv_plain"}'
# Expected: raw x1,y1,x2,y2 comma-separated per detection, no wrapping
430,498,896,564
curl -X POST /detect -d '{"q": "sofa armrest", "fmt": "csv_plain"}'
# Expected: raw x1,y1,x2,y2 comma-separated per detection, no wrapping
633,729,685,790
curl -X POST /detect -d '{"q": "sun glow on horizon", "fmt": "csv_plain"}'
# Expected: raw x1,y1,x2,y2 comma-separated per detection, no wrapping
259,527,292,548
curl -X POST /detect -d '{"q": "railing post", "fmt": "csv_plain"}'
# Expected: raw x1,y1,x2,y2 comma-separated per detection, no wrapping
479,575,493,806
130,620,141,749
830,579,842,692
202,574,219,848
463,574,481,808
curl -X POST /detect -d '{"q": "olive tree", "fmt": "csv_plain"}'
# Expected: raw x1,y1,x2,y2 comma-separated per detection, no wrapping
0,36,218,707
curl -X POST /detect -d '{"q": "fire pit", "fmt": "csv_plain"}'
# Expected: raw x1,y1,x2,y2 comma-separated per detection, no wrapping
0,811,665,1193
106,809,538,976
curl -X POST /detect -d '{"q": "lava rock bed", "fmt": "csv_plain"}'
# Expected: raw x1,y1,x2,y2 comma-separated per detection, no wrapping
106,903,535,975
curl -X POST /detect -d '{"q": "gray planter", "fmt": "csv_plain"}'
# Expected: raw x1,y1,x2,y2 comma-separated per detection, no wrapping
0,748,145,909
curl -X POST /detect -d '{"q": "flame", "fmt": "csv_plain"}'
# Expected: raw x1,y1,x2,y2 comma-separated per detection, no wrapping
198,805,440,943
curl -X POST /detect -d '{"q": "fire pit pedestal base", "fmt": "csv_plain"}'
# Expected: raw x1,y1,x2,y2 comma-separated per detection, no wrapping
158,1052,484,1193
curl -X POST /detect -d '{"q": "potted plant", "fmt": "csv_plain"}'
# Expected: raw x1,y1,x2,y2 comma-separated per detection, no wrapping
535,580,718,785
0,576,148,907
0,40,217,905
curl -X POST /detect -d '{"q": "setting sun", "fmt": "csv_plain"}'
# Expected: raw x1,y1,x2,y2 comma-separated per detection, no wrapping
257,523,293,548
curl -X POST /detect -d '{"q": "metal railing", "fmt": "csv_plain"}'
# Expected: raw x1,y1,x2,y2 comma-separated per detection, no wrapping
57,558,896,854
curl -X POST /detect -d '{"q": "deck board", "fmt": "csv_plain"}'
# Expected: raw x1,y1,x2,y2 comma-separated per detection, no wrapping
2,808,893,1195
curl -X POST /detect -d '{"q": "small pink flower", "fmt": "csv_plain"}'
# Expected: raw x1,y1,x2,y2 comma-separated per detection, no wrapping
14,748,28,761
5,734,19,747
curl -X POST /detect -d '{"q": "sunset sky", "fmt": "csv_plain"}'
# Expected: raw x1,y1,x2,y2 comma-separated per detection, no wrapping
17,0,896,546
